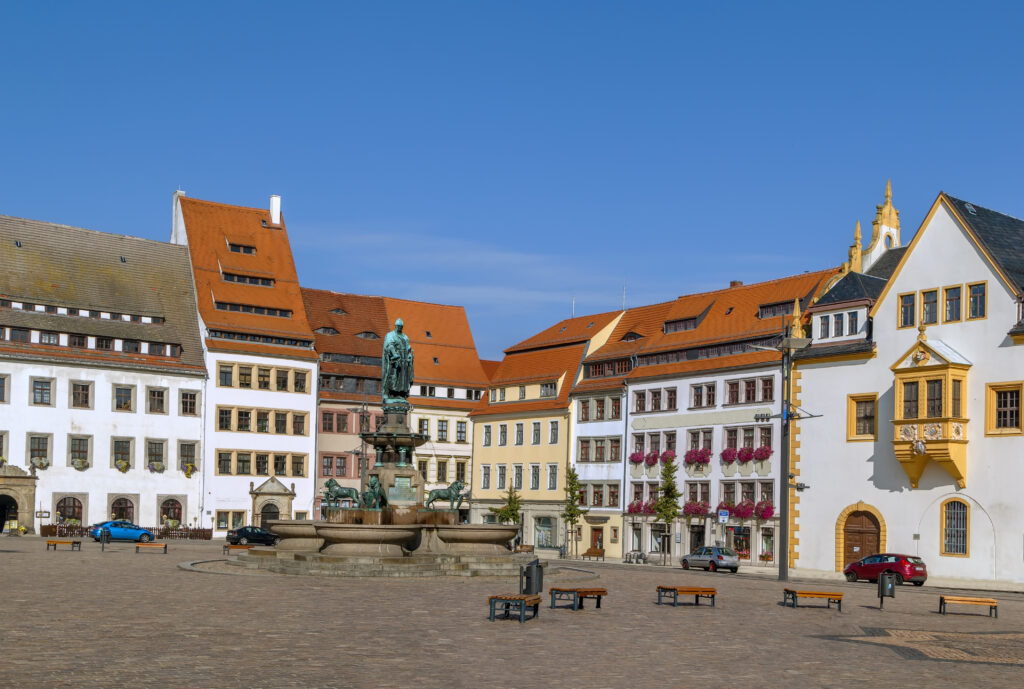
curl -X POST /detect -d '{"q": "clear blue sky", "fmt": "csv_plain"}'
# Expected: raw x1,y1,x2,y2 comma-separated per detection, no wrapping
4,2,1023,359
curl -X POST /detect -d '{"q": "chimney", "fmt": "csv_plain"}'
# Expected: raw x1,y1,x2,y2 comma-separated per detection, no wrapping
269,195,281,225
729,280,743,288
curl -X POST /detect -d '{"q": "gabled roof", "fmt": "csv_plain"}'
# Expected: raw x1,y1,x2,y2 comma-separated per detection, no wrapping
864,247,908,280
943,193,1024,293
0,214,205,374
811,271,888,309
301,289,389,368
177,195,317,360
504,310,621,354
471,342,587,417
584,300,676,362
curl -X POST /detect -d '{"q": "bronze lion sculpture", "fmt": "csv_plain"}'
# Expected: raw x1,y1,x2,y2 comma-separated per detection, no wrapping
425,479,466,511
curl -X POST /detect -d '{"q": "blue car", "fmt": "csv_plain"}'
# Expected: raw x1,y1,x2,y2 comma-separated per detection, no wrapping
88,520,154,542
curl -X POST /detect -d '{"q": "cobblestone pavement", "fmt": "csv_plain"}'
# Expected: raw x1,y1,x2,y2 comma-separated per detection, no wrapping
2,536,1022,688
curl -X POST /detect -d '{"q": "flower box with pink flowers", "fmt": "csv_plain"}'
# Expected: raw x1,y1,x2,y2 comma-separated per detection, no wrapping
684,448,712,465
628,451,645,465
720,447,738,464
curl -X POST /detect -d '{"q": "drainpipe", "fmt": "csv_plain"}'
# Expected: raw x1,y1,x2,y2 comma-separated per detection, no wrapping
621,381,630,556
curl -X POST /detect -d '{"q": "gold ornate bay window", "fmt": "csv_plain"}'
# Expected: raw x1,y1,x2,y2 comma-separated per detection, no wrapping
890,327,970,488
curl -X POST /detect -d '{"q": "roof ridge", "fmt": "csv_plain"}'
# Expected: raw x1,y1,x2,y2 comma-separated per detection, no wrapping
0,214,188,250
670,266,840,301
178,196,271,215
943,192,1024,225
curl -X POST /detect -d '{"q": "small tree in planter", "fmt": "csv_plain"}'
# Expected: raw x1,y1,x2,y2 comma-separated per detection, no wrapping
490,485,522,525
561,466,588,557
653,456,682,565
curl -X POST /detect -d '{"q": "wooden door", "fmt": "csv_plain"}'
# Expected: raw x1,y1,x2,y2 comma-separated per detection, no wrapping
591,527,604,549
843,511,880,568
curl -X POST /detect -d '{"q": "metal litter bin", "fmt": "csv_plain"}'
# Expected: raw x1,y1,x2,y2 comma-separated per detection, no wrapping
521,559,543,595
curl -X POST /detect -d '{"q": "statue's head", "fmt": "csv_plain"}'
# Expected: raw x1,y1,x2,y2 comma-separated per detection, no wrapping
395,318,404,332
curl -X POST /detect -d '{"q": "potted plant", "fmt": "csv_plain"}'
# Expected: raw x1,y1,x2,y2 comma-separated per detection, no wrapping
115,459,131,473
628,451,645,465
644,451,659,467
720,447,738,464
183,462,197,478
754,500,775,521
736,447,755,464
715,500,733,517
626,499,644,514
30,456,49,470
659,450,677,464
71,458,89,471
753,445,773,461
684,447,712,465
148,460,165,473
732,499,755,520
682,500,710,525
642,500,657,515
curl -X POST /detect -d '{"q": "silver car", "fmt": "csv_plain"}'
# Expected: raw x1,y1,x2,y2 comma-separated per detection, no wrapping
680,546,740,573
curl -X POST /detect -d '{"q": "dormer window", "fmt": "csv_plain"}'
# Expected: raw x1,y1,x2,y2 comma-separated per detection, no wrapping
355,332,379,340
664,318,696,334
758,302,792,319
315,327,339,335
622,332,642,342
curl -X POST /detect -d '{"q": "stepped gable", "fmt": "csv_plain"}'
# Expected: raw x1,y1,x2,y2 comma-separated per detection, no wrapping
0,214,205,373
177,196,316,360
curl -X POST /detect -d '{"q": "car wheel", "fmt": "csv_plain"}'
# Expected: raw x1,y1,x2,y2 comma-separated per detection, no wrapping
272,538,280,546
708,562,718,572
139,533,151,543
845,572,858,582
913,581,925,587
892,573,904,585
730,568,738,574
239,537,249,545
681,559,689,570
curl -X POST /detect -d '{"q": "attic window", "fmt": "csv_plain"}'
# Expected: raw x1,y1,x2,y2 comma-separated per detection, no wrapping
758,302,792,319
355,331,379,340
228,243,256,255
587,322,594,328
622,332,642,342
425,331,432,338
315,327,339,335
120,256,127,263
14,240,22,248
559,326,567,332
664,318,697,334
725,307,734,315
330,308,347,315
433,357,439,365
964,203,977,215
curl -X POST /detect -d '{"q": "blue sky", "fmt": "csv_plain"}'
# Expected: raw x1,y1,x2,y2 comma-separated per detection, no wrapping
3,2,1024,359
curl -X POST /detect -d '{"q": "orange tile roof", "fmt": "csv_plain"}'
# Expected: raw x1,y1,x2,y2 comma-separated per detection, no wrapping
382,297,489,387
504,310,621,353
582,300,676,362
470,343,587,417
0,341,206,375
480,359,501,381
626,350,781,380
178,196,317,360
301,288,390,359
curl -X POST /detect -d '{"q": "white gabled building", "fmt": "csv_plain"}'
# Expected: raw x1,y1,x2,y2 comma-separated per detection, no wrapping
172,192,319,533
0,215,207,532
796,186,1024,584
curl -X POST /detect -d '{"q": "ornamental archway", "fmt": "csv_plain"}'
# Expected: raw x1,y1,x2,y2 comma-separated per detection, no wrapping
0,464,38,534
834,502,887,571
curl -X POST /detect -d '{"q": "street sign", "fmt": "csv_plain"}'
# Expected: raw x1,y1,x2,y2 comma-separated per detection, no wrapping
717,509,729,524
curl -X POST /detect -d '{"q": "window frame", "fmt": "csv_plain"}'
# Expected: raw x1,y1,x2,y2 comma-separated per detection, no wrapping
920,289,938,325
985,381,1024,435
30,377,55,407
967,281,987,321
146,386,168,415
112,384,136,413
943,284,962,323
179,389,200,416
898,292,916,329
70,380,93,409
940,497,970,557
846,393,878,441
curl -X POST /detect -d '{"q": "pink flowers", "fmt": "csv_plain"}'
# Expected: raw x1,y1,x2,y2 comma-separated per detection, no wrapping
732,499,755,520
754,500,775,520
683,500,710,517
684,448,712,465
659,450,677,465
720,447,738,464
628,451,645,465
737,447,754,463
752,445,773,461
716,500,733,516
627,499,657,515
644,451,659,467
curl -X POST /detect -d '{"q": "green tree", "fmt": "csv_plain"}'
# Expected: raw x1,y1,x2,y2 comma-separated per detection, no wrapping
489,485,522,524
654,457,682,564
561,466,588,557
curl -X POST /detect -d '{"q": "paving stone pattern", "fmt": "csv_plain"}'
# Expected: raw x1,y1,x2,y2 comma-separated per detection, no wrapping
2,537,1022,688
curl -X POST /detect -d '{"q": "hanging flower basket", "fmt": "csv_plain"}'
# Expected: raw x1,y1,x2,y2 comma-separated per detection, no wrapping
737,447,755,464
720,447,738,464
684,448,712,465
659,450,676,465
148,461,165,474
754,500,775,520
71,458,89,472
183,462,197,478
114,459,131,474
683,500,711,517
752,445,773,461
716,500,733,516
644,451,659,467
732,499,756,520
628,451,645,465
643,500,657,515
30,456,50,470
627,500,644,514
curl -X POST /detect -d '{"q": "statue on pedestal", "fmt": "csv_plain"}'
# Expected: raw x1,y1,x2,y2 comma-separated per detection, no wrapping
382,318,414,408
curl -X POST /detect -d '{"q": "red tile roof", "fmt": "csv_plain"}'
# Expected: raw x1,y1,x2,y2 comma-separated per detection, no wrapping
178,196,317,360
504,311,621,354
470,343,587,417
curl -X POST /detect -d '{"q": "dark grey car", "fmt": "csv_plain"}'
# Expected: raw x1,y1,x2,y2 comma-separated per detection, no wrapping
680,546,740,573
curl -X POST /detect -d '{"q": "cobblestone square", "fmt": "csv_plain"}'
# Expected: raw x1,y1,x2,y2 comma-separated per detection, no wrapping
2,537,1022,688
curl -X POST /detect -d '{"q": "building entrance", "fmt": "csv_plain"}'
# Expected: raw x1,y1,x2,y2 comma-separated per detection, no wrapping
0,494,18,533
843,511,880,568
260,503,281,526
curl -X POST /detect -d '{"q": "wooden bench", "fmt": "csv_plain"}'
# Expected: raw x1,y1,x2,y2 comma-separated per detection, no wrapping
657,586,716,607
488,594,541,622
939,595,998,618
135,542,168,554
783,589,843,612
549,587,609,610
581,547,605,561
46,539,81,551
223,543,256,555
514,544,535,554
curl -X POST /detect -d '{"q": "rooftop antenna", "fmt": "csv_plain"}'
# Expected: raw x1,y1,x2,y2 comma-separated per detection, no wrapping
622,283,626,310
572,296,575,317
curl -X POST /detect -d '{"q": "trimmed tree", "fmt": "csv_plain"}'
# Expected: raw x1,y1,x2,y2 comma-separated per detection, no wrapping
490,485,522,525
561,466,588,557
654,456,682,565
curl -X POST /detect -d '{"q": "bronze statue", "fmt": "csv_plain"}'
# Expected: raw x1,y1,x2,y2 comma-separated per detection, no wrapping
361,475,388,509
424,480,466,511
323,479,359,503
382,318,414,405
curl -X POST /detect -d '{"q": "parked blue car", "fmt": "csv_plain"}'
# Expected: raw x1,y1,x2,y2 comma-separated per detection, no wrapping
88,520,154,542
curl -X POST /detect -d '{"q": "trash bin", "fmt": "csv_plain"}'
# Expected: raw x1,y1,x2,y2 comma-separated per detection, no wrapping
878,571,896,608
521,558,543,595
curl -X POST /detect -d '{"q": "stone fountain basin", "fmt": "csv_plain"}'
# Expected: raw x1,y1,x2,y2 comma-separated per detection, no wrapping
316,523,419,556
266,520,324,552
432,524,519,555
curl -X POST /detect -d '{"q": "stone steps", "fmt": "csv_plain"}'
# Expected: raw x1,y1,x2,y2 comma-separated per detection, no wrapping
230,550,525,578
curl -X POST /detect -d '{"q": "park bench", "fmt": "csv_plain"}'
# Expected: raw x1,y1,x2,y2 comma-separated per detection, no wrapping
939,595,998,618
581,547,605,561
783,588,843,612
549,587,609,610
514,544,535,554
46,539,81,551
135,542,168,554
223,543,255,555
657,586,716,607
488,594,541,622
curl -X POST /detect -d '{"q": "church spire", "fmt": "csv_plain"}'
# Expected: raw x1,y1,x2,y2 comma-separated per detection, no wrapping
848,220,863,273
790,298,805,339
873,178,900,233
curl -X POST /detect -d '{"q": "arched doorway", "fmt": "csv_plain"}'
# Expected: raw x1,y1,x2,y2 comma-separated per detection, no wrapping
0,494,17,533
260,503,280,526
112,498,134,522
842,511,880,568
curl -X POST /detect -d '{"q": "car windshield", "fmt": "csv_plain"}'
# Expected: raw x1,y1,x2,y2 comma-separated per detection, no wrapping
717,547,737,557
906,557,925,564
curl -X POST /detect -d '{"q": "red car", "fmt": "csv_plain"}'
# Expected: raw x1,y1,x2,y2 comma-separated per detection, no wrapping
844,553,927,586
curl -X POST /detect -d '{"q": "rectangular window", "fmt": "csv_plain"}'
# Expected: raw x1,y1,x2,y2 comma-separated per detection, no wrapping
338,414,348,432
0,375,6,403
258,368,271,389
635,391,646,412
180,391,198,416
579,440,591,462
322,412,334,432
276,370,289,391
899,293,916,328
293,414,306,435
819,317,830,339
610,438,621,461
456,461,466,483
219,365,233,387
481,465,491,490
237,452,254,475
968,283,986,319
540,382,556,397
833,313,844,337
706,384,716,406
650,390,661,411
610,397,621,419
944,286,962,322
122,340,140,353
291,455,305,476
594,439,606,462
926,379,943,418
70,436,89,464
692,385,703,408
519,385,526,400
322,455,333,476
32,379,52,406
218,452,233,474
274,454,287,475
237,409,252,432
761,378,774,401
665,388,677,410
922,290,938,325
531,422,540,445
237,367,252,388
526,464,539,490
72,382,91,408
483,425,491,447
995,388,1021,430
727,381,739,404
595,398,605,419
514,423,523,445
726,428,738,449
256,453,269,475
40,331,58,345
513,465,523,490
549,421,558,444
743,380,756,403
758,426,772,448
903,381,919,419
497,465,507,490
437,420,448,442
742,428,754,448
579,400,590,422
457,421,467,443
547,464,558,490
294,372,307,393
275,412,287,434
218,408,232,430
418,418,429,435
437,460,448,483
591,485,603,507
147,388,166,414
848,311,859,335
69,333,86,347
848,395,877,440
952,380,961,418
498,424,507,446
114,386,133,411
417,460,428,480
